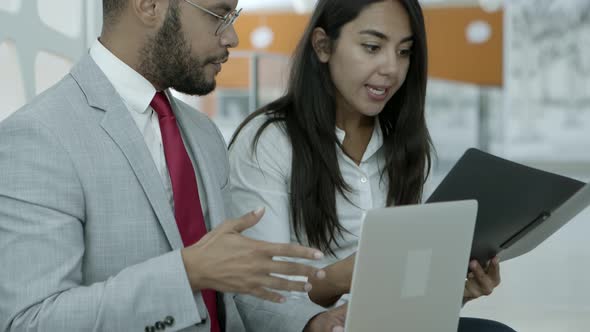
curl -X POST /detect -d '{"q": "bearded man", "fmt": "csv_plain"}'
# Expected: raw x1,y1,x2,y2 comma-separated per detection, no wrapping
0,1,327,331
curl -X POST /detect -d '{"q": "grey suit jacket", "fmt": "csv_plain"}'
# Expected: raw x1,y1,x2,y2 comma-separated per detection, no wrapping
0,55,245,332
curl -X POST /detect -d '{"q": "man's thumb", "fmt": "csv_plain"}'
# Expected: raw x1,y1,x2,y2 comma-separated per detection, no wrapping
232,207,265,233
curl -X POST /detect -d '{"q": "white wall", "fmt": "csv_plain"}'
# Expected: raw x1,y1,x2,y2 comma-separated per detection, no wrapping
0,0,101,121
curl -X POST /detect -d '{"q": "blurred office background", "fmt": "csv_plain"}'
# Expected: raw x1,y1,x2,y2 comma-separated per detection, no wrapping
1,0,589,330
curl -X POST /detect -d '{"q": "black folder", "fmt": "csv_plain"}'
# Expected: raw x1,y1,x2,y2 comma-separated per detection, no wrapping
426,148,589,265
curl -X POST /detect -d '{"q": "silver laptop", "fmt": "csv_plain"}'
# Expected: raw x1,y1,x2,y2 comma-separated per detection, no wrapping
345,200,478,332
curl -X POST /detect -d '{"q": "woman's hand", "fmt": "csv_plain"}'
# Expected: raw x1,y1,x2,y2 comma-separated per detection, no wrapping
463,257,501,305
309,253,357,307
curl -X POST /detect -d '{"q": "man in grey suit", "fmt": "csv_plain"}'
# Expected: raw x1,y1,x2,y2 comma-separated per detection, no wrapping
0,0,327,331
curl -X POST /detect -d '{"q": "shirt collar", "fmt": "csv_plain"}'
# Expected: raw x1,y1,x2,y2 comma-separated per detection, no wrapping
335,116,384,162
89,39,157,114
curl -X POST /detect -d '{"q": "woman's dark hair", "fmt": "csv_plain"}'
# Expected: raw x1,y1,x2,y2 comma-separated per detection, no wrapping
230,0,432,255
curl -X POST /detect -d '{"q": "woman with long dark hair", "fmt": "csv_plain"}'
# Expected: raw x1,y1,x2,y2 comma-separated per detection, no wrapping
227,1,511,331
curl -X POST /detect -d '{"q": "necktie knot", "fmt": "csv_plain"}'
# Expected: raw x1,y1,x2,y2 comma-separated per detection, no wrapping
150,92,174,118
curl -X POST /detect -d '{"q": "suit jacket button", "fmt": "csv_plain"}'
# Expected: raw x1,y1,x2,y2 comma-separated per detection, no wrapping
145,326,155,332
155,321,166,330
164,316,175,326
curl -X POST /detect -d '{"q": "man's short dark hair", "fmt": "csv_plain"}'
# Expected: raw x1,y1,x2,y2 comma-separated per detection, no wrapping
102,0,128,27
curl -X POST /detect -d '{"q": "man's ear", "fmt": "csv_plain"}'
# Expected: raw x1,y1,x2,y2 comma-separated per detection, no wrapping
131,0,167,28
311,27,332,63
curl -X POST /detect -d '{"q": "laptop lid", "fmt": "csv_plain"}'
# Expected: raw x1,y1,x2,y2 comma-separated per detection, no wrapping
345,200,477,332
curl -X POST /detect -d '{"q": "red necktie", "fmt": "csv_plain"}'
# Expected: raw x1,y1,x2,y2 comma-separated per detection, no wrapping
150,92,220,332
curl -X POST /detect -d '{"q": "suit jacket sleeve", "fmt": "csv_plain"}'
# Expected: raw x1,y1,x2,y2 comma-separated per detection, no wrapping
0,112,201,331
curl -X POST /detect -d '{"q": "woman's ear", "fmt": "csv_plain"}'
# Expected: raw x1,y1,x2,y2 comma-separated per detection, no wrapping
311,27,332,63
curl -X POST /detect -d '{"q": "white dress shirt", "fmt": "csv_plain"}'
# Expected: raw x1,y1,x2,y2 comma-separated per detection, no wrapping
228,114,389,305
89,40,208,219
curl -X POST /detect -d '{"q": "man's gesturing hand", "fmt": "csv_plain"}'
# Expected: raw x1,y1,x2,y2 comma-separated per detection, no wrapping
182,208,326,303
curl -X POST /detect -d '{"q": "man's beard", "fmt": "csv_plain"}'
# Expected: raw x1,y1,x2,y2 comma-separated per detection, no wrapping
139,3,222,96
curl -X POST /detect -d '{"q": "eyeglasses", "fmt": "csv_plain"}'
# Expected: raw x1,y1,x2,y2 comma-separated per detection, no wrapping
184,0,242,36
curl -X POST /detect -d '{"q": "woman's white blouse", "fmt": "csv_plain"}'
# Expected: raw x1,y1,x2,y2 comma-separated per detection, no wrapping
227,115,389,304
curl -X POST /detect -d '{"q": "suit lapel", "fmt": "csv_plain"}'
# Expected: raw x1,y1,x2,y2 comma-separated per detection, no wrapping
70,55,184,250
171,98,223,231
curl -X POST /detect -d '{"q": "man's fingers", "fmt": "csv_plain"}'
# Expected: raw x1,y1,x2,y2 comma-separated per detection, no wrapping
261,275,313,293
231,208,265,233
249,287,285,304
265,242,324,260
267,260,325,279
